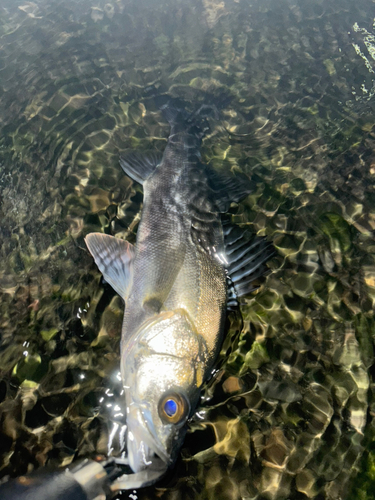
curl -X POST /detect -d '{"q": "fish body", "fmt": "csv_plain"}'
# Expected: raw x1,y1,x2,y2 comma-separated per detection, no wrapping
123,129,227,362
85,102,273,486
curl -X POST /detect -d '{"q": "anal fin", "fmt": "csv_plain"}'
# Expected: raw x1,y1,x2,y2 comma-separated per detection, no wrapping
119,151,162,185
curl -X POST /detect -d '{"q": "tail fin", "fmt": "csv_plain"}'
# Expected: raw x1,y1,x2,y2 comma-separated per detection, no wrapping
156,96,218,141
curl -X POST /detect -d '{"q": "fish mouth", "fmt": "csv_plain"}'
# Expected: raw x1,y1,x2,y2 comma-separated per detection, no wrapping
126,405,171,475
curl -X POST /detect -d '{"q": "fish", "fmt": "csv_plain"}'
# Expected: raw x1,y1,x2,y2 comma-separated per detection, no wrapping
85,100,274,488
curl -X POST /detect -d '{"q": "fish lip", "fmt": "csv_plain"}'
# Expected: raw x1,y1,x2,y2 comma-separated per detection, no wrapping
144,438,171,469
127,405,172,473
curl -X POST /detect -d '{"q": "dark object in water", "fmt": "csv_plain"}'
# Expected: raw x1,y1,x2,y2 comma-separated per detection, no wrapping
0,456,160,499
0,459,114,500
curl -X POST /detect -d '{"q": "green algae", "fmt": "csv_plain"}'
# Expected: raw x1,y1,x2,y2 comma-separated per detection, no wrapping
241,341,270,373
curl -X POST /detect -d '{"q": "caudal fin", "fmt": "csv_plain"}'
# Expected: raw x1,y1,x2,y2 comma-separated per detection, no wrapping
156,96,218,142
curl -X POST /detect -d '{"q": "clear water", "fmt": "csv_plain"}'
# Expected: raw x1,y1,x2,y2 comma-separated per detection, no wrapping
0,1,375,499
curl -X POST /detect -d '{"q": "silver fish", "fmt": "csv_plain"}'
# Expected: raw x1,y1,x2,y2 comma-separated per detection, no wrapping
85,102,273,487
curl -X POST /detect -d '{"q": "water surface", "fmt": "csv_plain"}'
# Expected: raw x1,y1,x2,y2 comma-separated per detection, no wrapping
0,1,375,499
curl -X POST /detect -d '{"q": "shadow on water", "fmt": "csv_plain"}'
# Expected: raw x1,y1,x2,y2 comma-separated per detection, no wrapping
0,0,375,498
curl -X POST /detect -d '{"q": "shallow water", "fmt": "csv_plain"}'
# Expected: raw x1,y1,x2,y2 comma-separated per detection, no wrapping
0,0,375,499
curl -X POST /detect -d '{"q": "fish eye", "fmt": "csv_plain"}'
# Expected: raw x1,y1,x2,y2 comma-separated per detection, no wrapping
164,399,177,417
158,391,189,425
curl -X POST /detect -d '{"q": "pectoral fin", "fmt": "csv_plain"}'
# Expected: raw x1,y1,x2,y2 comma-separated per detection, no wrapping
119,151,163,185
85,233,135,300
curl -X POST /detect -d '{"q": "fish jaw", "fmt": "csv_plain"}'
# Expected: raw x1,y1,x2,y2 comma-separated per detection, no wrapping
126,402,173,474
121,310,206,475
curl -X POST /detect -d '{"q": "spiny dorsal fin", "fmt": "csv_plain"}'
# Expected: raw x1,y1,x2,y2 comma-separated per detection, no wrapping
119,151,163,185
85,233,135,300
223,220,275,306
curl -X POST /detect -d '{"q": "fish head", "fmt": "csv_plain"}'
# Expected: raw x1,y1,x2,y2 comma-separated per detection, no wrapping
121,309,208,474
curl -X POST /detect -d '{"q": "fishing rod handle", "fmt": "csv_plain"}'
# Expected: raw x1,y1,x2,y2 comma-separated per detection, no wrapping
0,459,110,500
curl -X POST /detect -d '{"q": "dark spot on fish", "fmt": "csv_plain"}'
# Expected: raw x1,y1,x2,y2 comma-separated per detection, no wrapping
143,298,162,313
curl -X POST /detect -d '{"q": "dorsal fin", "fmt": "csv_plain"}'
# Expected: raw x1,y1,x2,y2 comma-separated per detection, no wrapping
222,220,275,309
119,151,162,185
85,233,135,300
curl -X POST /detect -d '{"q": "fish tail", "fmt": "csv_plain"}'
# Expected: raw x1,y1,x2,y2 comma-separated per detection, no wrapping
157,97,218,142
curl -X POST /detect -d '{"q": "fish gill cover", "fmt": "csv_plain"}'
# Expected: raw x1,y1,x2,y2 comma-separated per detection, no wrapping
0,0,374,499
